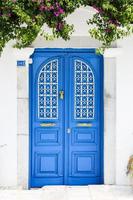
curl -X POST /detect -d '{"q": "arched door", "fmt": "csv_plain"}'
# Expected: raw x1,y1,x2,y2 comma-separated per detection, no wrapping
29,49,104,188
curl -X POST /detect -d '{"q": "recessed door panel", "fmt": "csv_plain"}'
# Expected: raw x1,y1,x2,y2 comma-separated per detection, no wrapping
35,128,61,146
67,54,103,185
71,128,97,145
29,49,103,187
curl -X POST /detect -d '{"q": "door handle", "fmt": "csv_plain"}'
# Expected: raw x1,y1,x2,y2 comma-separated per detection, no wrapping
77,123,92,127
40,123,56,127
59,90,64,100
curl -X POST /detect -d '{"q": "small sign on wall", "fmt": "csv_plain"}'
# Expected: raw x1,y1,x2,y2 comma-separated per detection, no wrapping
17,60,26,67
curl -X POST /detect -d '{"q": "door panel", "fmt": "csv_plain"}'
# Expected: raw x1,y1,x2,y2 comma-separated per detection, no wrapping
30,49,103,187
67,54,103,184
30,54,65,187
71,128,97,145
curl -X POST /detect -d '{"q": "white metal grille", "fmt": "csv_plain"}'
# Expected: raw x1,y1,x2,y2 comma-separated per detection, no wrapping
74,60,95,119
38,60,58,119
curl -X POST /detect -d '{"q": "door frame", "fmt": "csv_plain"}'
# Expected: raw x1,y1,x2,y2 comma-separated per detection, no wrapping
29,48,104,188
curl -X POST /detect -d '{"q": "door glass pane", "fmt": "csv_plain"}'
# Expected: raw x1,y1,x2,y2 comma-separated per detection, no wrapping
38,59,58,119
74,60,95,119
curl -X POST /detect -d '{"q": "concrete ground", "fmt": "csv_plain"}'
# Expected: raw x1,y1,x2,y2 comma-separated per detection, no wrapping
0,185,132,200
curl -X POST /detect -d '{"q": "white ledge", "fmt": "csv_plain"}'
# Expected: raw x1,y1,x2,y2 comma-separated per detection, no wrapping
104,48,123,58
13,48,34,58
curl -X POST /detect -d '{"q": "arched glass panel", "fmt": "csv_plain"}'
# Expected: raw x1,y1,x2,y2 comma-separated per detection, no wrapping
38,59,58,119
74,60,95,119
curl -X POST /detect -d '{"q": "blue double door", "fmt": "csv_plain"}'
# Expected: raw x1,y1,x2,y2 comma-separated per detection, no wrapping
29,49,104,188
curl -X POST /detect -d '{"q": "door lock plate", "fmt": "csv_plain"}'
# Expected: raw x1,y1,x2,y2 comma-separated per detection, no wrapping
59,90,64,99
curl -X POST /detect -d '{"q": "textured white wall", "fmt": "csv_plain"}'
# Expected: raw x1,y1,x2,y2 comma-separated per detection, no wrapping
116,36,133,185
0,43,17,187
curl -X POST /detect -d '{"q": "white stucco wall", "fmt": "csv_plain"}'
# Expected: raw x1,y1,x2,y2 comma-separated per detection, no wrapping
0,43,17,187
116,36,133,185
0,7,132,187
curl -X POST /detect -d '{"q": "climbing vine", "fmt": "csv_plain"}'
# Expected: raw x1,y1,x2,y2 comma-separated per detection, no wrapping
0,0,133,53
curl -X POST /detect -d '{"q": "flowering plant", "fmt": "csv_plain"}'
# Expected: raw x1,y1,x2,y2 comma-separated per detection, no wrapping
0,0,133,53
127,155,133,179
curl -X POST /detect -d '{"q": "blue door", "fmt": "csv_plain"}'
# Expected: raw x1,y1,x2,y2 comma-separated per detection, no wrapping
29,49,104,188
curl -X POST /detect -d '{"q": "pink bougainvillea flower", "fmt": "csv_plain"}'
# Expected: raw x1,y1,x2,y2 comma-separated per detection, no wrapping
58,8,64,14
56,22,64,31
39,5,45,11
54,7,64,16
92,5,103,13
54,12,59,17
105,28,112,33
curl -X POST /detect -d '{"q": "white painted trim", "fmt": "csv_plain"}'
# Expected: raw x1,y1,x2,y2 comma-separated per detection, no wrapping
16,47,117,188
28,58,33,64
13,48,34,58
104,48,123,58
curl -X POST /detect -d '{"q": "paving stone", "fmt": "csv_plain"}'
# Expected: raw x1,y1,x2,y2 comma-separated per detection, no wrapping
0,186,132,200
